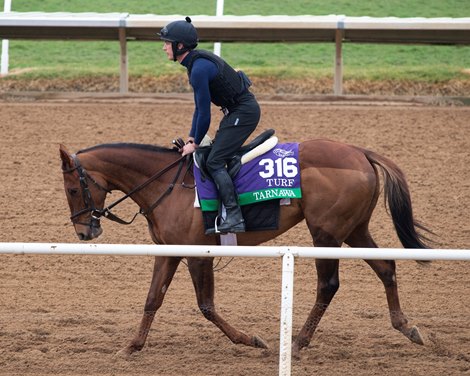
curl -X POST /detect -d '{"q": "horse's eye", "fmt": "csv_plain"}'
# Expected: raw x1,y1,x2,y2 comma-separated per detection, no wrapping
68,188,79,196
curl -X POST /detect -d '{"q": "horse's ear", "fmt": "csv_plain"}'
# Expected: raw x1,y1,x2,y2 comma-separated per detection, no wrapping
59,144,73,170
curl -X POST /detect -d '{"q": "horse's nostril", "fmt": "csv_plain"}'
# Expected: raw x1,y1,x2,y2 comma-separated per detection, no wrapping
77,233,85,241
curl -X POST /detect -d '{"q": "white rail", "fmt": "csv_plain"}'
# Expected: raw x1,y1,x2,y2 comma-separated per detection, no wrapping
1,13,469,94
0,242,468,260
1,242,469,375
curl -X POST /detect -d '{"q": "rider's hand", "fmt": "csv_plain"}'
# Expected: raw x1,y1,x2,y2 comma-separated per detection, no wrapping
181,140,198,156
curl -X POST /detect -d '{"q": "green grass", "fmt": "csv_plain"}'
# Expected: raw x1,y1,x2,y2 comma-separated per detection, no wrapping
11,0,470,17
4,1,470,83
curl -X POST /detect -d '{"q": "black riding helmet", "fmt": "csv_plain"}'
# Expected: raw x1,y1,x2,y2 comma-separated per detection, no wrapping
159,16,198,62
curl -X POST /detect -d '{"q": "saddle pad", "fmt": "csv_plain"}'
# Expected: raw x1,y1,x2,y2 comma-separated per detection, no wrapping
194,142,302,211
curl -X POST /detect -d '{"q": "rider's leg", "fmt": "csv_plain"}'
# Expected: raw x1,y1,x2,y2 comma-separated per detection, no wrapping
205,97,260,234
209,168,245,234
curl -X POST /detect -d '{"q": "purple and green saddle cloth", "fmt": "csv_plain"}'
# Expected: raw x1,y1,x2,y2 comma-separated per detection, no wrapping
194,143,302,231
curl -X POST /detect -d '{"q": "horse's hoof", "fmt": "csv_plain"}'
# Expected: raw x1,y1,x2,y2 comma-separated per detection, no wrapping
252,335,269,349
408,326,425,345
291,344,301,360
115,346,134,359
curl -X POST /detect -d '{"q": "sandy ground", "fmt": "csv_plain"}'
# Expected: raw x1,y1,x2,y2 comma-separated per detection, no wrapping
0,95,469,375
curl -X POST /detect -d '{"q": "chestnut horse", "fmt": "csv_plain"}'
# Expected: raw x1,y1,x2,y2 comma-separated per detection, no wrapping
59,138,430,359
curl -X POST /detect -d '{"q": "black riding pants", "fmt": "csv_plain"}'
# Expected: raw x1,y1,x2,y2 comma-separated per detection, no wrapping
206,92,261,175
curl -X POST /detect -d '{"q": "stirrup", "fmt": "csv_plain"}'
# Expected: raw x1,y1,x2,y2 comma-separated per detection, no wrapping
205,214,222,236
217,220,245,234
204,215,245,235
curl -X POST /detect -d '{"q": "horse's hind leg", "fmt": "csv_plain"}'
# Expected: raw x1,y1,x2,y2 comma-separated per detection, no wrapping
365,259,424,345
292,257,340,359
187,257,268,349
117,256,182,357
346,228,424,345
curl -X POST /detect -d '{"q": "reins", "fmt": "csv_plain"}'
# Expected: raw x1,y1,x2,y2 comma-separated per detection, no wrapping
65,153,190,226
139,155,188,217
98,154,189,225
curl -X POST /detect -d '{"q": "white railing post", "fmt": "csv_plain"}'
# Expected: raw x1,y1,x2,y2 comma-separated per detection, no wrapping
119,27,128,94
213,0,224,56
334,27,344,95
278,249,295,376
1,0,12,76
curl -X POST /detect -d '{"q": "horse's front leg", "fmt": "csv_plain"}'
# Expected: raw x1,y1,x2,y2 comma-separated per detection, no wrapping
366,260,424,345
117,256,182,357
187,257,268,349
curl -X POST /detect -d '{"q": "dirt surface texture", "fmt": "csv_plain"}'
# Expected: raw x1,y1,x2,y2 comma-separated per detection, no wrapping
0,93,469,375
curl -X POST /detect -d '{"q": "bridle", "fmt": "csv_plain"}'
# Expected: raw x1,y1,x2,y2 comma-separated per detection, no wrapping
63,153,190,228
61,154,109,229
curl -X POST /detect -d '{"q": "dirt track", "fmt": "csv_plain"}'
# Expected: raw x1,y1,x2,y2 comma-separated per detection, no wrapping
0,95,469,375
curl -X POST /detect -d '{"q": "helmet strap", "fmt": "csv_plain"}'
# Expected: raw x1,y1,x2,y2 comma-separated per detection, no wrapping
171,41,179,62
172,41,192,62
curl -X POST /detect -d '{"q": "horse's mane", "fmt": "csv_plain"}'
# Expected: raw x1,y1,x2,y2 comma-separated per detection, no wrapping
76,143,178,155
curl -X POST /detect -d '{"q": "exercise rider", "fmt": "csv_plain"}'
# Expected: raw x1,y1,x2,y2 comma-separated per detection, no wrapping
159,17,261,234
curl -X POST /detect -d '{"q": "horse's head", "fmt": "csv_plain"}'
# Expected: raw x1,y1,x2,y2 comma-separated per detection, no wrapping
59,144,109,241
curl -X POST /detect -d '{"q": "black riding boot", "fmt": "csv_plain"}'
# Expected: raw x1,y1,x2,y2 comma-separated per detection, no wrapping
206,169,245,235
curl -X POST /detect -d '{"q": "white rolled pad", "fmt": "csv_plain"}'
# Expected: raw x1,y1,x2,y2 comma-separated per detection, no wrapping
241,136,278,165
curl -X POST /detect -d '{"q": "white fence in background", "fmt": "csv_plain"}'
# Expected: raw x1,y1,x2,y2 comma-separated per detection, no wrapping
1,242,469,376
1,13,469,93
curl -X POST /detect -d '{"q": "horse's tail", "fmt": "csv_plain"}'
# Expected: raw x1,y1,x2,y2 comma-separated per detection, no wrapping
361,148,434,249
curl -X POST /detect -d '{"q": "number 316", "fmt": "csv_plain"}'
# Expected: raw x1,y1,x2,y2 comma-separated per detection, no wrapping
259,157,298,178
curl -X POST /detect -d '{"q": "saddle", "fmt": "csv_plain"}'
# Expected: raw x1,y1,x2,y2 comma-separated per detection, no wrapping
194,129,277,181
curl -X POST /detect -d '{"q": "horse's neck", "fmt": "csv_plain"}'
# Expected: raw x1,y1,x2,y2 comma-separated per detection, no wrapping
84,148,176,193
